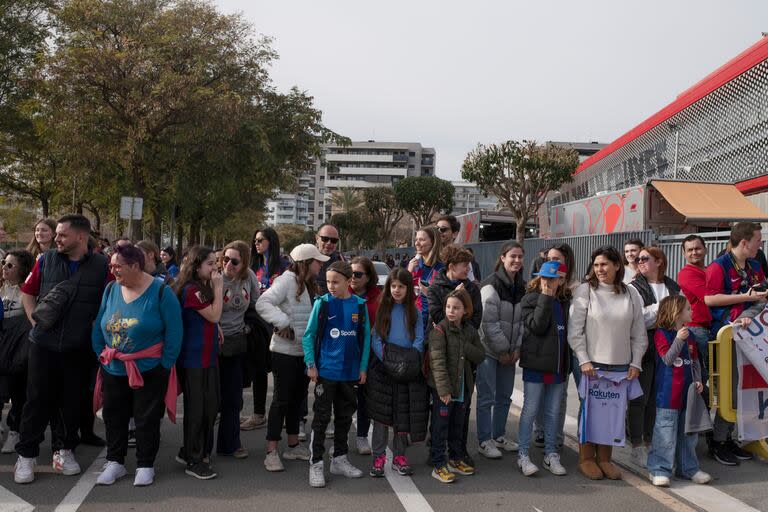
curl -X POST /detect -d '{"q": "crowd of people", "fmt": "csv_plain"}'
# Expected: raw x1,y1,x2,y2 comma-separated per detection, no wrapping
0,213,763,490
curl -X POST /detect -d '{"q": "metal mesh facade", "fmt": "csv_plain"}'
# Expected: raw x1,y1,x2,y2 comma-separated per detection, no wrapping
555,58,768,206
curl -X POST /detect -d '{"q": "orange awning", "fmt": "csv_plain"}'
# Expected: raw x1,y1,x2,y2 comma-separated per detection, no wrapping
651,180,768,223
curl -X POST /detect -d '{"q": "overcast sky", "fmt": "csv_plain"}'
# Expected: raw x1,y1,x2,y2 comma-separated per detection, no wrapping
215,0,767,181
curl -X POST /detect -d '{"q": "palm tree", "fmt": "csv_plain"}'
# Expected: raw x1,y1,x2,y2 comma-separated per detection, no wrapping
330,187,363,214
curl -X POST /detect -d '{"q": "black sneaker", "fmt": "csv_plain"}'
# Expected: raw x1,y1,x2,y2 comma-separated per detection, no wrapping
185,462,217,480
127,430,136,448
711,442,740,466
725,440,753,461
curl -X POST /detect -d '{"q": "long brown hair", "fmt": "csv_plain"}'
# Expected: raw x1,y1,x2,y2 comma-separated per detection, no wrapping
289,259,318,302
639,246,668,280
418,227,443,267
586,245,626,294
655,295,689,330
26,218,57,258
222,240,251,281
375,268,418,341
173,245,215,303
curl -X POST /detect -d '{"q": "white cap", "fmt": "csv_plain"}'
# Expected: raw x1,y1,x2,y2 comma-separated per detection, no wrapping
290,244,330,263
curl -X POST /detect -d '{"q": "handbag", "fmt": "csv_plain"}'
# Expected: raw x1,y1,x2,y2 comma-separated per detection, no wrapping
382,342,422,383
221,332,248,357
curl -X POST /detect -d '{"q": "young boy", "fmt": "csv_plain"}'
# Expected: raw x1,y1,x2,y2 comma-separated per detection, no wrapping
302,261,371,488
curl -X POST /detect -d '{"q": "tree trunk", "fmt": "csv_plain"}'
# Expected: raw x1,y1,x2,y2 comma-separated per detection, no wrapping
189,217,201,245
176,221,184,256
41,196,49,218
151,208,162,246
516,216,526,244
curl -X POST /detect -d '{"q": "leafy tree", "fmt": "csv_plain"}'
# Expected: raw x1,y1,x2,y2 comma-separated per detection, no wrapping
275,223,313,254
394,176,454,229
363,186,403,249
331,210,377,252
461,140,578,243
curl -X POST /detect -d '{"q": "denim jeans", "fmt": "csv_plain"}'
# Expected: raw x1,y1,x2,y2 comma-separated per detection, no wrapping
518,380,566,455
689,326,711,407
475,355,516,443
647,407,701,479
535,354,581,445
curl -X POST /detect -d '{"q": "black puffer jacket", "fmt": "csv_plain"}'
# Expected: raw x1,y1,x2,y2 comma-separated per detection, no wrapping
365,356,429,442
519,291,571,375
427,269,483,330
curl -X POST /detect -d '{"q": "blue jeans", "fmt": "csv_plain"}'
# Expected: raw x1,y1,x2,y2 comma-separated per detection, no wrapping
475,356,516,443
535,354,581,445
647,407,701,479
689,327,711,406
518,380,566,455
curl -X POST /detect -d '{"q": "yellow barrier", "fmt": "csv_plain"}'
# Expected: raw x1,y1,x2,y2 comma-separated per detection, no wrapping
709,325,768,459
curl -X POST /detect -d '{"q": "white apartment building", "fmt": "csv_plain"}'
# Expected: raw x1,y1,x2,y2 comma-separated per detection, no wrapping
265,141,436,229
451,181,500,215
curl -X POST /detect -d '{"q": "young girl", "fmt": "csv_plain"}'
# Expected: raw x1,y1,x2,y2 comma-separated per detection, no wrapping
427,289,485,484
518,261,571,476
302,261,371,488
646,295,711,487
256,244,327,472
407,227,444,329
367,268,426,477
174,246,223,480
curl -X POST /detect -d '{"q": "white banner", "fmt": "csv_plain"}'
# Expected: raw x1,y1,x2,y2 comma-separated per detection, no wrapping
732,316,768,441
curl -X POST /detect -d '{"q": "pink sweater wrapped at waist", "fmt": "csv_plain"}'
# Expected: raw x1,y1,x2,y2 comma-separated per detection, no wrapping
93,343,178,423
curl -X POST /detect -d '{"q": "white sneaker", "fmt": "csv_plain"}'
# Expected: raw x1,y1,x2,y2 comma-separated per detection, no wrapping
52,449,81,476
330,454,363,478
356,436,371,455
631,445,648,467
494,436,519,452
478,440,503,459
2,431,19,454
691,470,712,484
309,461,326,488
650,474,670,487
134,467,155,486
283,444,310,461
96,461,127,485
543,453,567,476
298,421,307,442
517,454,539,476
264,450,285,472
14,456,35,484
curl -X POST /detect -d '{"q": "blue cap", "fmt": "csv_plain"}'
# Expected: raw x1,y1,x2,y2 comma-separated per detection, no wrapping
534,261,567,278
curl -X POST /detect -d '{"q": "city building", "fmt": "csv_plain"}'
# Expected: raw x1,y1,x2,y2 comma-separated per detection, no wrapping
265,141,436,228
450,181,500,215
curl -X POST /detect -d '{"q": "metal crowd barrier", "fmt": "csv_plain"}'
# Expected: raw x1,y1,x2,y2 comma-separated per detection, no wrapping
708,325,768,459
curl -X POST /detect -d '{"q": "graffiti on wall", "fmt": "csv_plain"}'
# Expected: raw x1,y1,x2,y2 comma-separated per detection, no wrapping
549,185,646,237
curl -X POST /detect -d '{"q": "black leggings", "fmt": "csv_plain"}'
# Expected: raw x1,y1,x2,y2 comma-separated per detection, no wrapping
266,352,308,441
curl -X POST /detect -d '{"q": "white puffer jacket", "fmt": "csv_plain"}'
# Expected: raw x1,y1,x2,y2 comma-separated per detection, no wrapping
255,270,313,357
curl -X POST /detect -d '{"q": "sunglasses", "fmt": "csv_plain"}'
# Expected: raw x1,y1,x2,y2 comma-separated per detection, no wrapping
319,235,339,245
352,271,366,279
223,256,241,266
3,262,14,269
437,226,452,233
253,238,266,245
636,256,652,263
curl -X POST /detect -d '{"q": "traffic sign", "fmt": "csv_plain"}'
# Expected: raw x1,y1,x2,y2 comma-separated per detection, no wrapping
120,196,143,220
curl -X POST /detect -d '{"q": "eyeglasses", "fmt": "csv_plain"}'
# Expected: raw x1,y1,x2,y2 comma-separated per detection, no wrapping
319,235,339,245
636,256,652,263
2,262,14,269
352,271,366,279
223,256,241,266
254,238,266,245
437,226,452,233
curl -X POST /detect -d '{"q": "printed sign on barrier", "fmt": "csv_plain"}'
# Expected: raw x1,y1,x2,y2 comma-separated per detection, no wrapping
733,311,768,441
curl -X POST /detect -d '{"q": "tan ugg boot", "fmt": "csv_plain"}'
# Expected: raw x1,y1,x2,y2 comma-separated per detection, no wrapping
596,444,622,480
578,443,604,480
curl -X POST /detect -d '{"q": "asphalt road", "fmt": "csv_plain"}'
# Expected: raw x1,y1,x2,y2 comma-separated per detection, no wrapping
0,376,766,512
